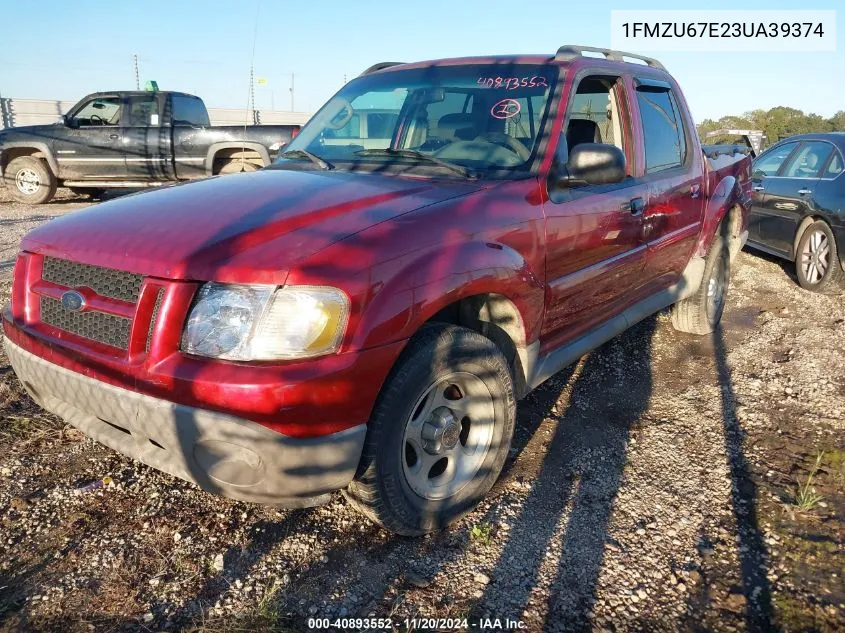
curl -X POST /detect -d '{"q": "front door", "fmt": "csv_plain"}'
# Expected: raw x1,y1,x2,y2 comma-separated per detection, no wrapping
748,141,800,245
756,140,832,254
541,73,647,350
54,95,127,180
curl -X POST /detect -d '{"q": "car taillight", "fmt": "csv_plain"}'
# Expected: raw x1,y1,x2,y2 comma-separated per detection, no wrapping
291,127,300,139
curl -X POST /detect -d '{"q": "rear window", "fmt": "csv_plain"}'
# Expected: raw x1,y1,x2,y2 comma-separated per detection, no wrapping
636,86,687,173
172,95,210,127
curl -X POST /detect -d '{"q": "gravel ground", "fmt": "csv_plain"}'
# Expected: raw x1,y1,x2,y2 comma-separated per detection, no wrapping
0,187,843,632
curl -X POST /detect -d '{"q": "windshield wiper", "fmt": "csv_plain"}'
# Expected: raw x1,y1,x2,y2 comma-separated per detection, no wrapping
281,149,334,170
354,148,476,178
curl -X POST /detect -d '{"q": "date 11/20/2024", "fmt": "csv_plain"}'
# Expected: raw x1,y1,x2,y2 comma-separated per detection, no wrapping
307,616,527,630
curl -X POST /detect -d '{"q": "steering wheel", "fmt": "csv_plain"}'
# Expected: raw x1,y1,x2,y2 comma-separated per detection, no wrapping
474,133,530,161
89,114,106,125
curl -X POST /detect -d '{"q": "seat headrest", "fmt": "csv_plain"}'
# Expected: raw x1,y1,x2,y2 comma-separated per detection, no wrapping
566,119,602,150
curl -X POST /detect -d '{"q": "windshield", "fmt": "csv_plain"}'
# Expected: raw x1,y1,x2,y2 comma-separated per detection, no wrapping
279,63,558,177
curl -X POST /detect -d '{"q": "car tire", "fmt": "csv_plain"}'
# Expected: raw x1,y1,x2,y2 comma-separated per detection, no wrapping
346,324,516,535
671,223,731,335
4,156,57,204
794,220,842,293
215,158,261,174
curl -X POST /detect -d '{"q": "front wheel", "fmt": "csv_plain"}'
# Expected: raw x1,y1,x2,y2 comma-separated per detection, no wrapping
795,220,843,293
346,324,515,535
4,156,57,204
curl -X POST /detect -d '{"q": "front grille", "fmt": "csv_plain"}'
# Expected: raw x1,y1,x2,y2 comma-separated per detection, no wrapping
40,296,132,350
146,289,164,353
42,257,143,303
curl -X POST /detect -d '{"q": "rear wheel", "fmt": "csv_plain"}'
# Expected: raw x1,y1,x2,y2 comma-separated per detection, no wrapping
346,324,515,535
795,220,842,293
4,156,57,204
213,151,264,175
671,225,731,335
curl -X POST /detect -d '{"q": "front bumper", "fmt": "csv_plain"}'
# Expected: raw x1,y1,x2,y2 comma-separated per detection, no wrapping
4,337,367,506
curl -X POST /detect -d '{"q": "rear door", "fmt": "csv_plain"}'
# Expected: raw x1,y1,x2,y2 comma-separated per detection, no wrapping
171,94,211,178
122,94,171,180
749,141,801,246
633,78,705,291
756,140,833,254
54,95,127,179
541,72,648,349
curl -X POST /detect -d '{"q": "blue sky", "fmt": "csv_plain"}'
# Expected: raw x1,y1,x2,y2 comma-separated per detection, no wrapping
1,0,841,123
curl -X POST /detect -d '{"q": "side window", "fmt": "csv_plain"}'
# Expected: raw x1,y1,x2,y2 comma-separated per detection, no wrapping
567,76,627,155
753,142,799,177
127,96,160,127
636,85,687,173
172,96,210,127
824,150,844,178
72,97,122,126
781,141,833,178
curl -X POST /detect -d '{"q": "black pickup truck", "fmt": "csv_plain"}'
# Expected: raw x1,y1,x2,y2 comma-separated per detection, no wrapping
0,91,300,204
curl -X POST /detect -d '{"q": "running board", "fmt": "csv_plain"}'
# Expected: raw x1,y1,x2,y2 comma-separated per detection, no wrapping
63,181,169,188
526,257,705,391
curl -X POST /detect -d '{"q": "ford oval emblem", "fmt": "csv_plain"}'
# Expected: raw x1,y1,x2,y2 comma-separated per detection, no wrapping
61,290,86,312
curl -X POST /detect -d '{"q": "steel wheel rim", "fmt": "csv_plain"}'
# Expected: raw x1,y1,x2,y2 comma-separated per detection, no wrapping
800,230,829,284
15,168,40,195
706,256,727,323
401,371,495,501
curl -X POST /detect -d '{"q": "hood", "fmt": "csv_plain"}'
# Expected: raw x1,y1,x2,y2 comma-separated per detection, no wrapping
22,169,482,284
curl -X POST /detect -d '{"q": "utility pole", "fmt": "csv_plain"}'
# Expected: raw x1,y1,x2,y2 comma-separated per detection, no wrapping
290,73,295,111
133,54,140,90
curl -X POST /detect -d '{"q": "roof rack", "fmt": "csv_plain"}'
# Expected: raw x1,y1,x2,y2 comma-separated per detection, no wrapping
360,62,405,76
554,45,666,71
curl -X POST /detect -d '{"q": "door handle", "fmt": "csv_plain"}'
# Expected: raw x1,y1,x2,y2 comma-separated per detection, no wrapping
109,134,119,140
752,185,765,192
628,197,645,216
797,188,812,195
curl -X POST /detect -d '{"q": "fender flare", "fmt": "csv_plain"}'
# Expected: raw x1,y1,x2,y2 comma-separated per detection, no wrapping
351,239,545,354
205,142,270,174
0,141,59,177
695,175,747,258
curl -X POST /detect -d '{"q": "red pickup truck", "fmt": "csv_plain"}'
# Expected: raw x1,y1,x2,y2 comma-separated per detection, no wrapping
3,46,751,535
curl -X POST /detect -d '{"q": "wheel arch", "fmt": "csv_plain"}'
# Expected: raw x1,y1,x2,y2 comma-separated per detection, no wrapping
696,174,747,260
205,142,270,174
349,240,544,398
1,142,59,177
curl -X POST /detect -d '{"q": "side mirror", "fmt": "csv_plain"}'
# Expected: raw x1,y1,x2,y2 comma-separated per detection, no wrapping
65,116,79,129
560,143,627,186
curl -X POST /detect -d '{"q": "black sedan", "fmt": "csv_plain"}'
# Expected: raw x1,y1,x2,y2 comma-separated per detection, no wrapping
747,133,845,292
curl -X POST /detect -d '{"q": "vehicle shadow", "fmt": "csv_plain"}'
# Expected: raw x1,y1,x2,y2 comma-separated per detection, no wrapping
462,315,656,630
711,321,773,630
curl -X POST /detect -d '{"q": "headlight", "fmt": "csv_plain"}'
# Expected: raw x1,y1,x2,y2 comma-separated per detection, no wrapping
181,283,349,361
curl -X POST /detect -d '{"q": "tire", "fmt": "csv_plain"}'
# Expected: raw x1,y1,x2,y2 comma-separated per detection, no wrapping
4,156,57,204
794,220,843,293
214,158,261,175
346,324,516,535
671,224,731,335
